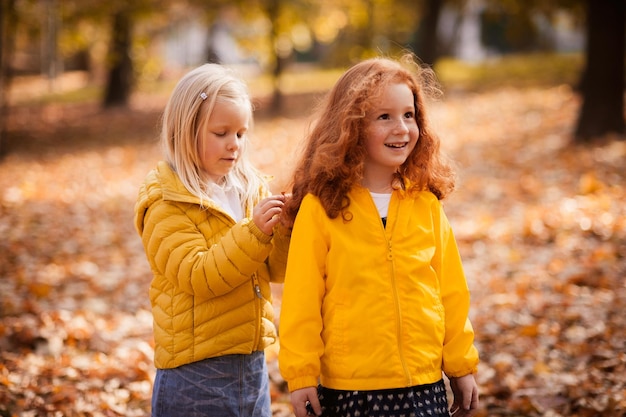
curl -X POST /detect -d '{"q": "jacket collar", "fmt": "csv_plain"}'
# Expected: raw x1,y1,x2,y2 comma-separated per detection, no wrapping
157,161,203,205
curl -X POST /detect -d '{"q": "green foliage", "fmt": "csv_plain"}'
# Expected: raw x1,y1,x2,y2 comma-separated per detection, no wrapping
37,85,103,105
435,52,584,91
11,52,585,107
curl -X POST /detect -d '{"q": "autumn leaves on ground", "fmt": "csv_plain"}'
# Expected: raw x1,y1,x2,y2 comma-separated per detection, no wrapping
1,71,625,416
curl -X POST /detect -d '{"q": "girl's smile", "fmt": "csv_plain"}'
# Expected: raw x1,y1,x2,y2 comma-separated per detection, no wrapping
385,142,410,148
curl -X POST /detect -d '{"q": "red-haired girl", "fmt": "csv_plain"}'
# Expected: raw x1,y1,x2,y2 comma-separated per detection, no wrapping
278,54,479,417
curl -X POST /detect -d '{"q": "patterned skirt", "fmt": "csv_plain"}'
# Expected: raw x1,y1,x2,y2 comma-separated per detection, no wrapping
316,379,450,417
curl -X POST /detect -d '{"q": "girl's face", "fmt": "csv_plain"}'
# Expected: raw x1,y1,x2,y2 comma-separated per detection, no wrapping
197,98,249,183
363,82,419,183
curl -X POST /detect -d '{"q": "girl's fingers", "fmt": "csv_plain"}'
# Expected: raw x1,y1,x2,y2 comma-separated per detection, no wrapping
252,194,289,234
256,196,284,213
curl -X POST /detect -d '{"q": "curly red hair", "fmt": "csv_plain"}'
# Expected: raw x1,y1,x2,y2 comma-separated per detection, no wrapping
284,54,455,224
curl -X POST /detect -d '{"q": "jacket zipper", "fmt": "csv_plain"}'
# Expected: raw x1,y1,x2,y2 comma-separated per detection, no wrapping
252,274,262,350
375,192,412,386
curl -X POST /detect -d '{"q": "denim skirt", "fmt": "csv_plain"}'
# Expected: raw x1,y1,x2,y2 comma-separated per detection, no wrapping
151,351,271,417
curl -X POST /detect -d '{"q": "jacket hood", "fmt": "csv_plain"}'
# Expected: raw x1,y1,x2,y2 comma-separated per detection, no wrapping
134,161,203,236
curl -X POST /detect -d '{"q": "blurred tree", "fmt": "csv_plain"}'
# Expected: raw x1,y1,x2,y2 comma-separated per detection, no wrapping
103,8,133,107
43,0,61,91
100,0,431,112
0,0,18,157
191,0,289,112
412,0,444,65
100,0,169,108
480,1,542,52
264,0,287,113
574,0,625,141
482,0,624,141
55,0,172,109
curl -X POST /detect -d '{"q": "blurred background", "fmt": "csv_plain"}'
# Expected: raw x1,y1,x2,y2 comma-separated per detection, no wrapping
0,1,625,416
0,0,623,141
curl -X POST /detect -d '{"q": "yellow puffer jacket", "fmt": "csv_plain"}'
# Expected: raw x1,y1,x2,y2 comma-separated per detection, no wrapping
134,161,290,369
279,186,478,392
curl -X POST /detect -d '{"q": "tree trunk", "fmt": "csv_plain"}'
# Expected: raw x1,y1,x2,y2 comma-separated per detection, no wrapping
103,10,133,108
413,0,443,66
0,0,17,157
574,0,625,141
0,1,4,157
43,0,61,92
267,0,285,114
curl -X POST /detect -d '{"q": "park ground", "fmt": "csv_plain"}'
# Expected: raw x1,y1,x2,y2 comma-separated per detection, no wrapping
0,62,625,416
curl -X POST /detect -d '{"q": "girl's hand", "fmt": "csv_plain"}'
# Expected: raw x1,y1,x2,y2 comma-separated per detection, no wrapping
252,194,286,235
291,387,321,417
449,374,479,416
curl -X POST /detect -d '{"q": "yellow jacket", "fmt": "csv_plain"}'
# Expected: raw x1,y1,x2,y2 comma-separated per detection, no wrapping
278,186,478,392
135,161,289,369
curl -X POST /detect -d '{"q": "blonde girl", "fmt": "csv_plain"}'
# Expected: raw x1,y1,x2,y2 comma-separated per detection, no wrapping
135,63,290,417
278,54,479,417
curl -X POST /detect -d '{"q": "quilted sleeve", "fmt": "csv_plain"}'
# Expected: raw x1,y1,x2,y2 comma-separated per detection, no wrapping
142,200,274,299
266,224,291,284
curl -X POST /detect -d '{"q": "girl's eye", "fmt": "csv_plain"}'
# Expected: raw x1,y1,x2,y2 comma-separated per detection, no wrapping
214,131,226,137
378,114,390,120
404,112,415,119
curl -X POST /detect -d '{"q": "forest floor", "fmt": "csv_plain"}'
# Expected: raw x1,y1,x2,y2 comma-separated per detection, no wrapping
1,73,625,416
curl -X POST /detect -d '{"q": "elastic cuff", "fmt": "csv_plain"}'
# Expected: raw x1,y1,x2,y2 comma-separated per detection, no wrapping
288,376,319,393
246,218,273,243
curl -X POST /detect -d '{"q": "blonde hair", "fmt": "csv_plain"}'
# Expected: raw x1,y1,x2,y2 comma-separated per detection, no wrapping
161,63,266,211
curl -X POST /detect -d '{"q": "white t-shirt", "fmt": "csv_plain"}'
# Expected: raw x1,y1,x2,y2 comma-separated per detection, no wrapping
207,182,244,221
370,191,392,219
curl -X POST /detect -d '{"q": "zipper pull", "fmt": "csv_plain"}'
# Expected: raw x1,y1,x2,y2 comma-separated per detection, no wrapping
254,284,263,299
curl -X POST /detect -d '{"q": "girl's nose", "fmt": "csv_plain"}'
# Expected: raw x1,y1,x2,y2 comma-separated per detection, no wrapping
226,136,240,151
394,119,410,134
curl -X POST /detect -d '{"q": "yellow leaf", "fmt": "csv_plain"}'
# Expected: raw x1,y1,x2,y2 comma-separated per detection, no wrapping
578,172,603,194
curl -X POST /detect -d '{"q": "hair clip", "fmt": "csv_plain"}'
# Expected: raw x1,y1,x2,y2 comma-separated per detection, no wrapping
199,92,208,101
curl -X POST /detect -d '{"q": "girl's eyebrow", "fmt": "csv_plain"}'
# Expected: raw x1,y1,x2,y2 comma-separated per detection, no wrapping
372,106,414,113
